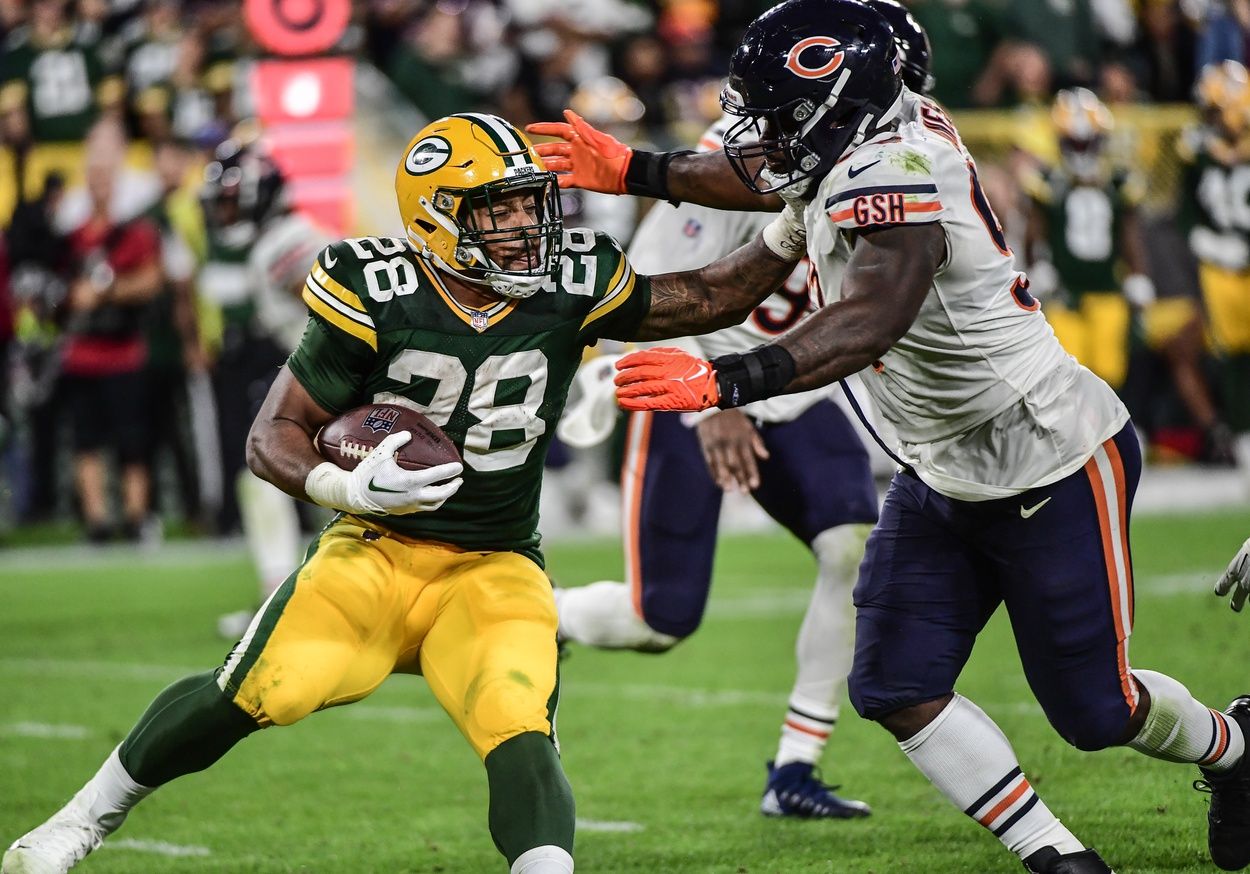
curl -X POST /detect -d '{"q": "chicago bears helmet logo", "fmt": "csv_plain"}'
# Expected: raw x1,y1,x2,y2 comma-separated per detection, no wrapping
404,135,452,175
785,36,845,80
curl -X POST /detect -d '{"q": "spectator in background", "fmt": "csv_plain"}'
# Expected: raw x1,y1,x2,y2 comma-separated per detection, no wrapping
0,0,123,146
616,34,671,136
905,0,1006,109
141,137,205,525
5,171,70,522
1136,0,1198,101
1001,0,1102,90
1192,0,1250,69
61,119,163,543
117,0,189,145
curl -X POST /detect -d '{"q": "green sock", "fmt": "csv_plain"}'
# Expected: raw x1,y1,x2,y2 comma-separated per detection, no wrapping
118,670,260,787
484,731,575,864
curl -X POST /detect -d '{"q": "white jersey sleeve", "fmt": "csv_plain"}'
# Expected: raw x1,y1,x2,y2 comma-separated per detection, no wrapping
249,212,333,352
803,92,1127,500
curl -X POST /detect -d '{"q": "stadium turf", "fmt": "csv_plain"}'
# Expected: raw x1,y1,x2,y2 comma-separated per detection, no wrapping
3,508,1250,873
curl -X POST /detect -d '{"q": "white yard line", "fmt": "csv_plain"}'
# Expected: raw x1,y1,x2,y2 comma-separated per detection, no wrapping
103,838,212,858
576,818,645,833
2,721,92,739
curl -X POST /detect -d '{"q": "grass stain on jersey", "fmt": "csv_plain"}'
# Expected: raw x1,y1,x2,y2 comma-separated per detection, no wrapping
891,150,932,175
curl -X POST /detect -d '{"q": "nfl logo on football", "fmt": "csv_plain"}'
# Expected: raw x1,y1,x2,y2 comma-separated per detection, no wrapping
361,407,401,433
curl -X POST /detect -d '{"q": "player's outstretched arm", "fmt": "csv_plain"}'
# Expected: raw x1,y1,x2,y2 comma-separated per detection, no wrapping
612,224,943,413
526,110,782,211
776,223,944,392
621,234,802,342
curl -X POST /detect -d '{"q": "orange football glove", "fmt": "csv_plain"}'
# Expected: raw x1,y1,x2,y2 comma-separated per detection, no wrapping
613,347,720,412
525,110,632,193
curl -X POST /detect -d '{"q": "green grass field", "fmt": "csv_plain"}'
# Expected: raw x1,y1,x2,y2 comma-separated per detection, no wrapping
3,509,1250,873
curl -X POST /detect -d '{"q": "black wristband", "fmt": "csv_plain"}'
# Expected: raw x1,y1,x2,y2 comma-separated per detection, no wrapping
712,344,797,409
623,149,693,202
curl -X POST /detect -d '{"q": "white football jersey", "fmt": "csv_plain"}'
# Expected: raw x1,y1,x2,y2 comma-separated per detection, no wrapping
803,91,1128,500
626,116,836,423
249,212,332,352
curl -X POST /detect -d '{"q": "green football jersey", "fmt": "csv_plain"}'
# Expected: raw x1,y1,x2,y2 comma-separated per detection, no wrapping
288,229,651,562
1178,135,1250,242
0,25,121,143
1027,166,1143,302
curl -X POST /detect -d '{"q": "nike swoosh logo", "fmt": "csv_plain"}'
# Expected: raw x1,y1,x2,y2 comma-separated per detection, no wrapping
368,477,404,494
688,363,708,382
1019,497,1052,519
324,250,338,268
847,160,881,179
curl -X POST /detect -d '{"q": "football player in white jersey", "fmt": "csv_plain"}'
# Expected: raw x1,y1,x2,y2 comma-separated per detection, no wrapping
555,113,878,819
529,0,1250,870
558,0,932,820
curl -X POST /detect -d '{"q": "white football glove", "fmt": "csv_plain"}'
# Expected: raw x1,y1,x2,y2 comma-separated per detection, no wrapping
304,430,463,516
1215,538,1250,613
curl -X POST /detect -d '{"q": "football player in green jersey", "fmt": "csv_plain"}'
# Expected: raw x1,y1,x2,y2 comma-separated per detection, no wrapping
0,0,123,145
1180,61,1250,455
1023,88,1152,393
2,113,807,874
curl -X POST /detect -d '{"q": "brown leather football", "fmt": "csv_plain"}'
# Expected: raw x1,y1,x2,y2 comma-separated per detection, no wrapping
316,403,461,471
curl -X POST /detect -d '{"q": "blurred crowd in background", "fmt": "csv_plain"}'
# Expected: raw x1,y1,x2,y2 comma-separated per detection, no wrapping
2,0,1250,547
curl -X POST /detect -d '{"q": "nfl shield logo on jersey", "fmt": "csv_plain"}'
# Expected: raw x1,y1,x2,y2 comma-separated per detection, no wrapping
361,407,401,433
471,311,490,332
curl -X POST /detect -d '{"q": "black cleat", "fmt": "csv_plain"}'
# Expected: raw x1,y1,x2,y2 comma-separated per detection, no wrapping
1022,847,1113,873
1196,695,1250,870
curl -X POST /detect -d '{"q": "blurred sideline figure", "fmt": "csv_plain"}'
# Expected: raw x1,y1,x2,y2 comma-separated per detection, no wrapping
198,139,330,640
61,119,163,543
1180,60,1250,470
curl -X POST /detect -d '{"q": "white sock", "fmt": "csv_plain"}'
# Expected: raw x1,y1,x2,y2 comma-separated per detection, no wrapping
899,695,1083,860
553,581,678,651
774,524,866,766
1129,670,1245,771
237,471,301,599
74,746,155,832
510,845,573,874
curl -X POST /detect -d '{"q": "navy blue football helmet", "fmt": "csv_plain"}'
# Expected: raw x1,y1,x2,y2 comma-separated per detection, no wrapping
862,0,934,94
721,0,904,194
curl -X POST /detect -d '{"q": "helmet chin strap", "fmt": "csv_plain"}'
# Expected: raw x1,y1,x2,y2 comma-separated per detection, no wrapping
416,238,547,300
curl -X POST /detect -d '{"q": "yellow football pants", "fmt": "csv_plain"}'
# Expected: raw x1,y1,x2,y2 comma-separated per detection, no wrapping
1046,292,1130,389
216,516,559,759
1199,263,1250,354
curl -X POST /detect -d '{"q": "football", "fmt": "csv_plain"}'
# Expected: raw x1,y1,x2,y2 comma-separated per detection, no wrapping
316,402,461,472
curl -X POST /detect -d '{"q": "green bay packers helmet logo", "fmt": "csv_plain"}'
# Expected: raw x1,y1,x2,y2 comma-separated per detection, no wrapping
404,136,452,175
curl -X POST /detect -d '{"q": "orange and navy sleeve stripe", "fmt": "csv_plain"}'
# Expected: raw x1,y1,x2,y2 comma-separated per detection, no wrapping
825,183,944,230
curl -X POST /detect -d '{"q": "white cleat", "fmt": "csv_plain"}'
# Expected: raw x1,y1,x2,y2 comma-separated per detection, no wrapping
2,794,124,873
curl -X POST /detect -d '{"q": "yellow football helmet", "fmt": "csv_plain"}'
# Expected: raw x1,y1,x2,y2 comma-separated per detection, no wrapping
1052,87,1113,180
1197,60,1250,141
395,113,562,299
